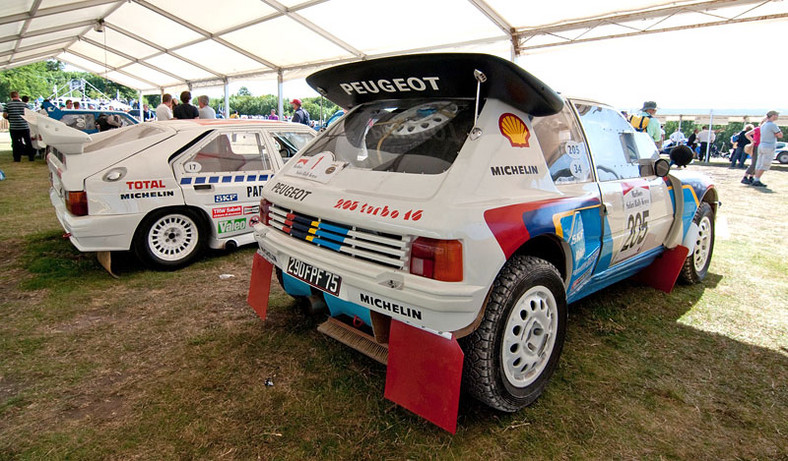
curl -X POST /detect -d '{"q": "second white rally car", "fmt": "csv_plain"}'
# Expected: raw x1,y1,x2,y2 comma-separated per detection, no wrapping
31,113,315,269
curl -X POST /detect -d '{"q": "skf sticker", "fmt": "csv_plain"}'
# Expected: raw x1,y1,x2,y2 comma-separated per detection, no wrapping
499,113,530,148
212,206,242,218
214,193,238,203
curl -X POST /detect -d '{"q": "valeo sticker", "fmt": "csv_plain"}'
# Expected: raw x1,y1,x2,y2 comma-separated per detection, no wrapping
218,218,247,234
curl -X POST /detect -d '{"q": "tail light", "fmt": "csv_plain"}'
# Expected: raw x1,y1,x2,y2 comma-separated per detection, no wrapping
409,237,463,282
65,191,88,216
260,198,271,225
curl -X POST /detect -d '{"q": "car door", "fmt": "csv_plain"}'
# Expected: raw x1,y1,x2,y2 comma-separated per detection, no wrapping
572,101,673,266
173,128,277,241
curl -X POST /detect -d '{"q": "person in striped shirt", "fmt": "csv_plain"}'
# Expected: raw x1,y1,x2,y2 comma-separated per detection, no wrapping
2,91,35,162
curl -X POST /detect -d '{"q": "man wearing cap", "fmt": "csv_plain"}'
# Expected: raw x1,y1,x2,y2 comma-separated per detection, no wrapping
632,101,662,149
750,110,783,188
291,99,310,126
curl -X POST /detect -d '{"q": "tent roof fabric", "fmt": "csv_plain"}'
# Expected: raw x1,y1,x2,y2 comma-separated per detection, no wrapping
1,0,786,93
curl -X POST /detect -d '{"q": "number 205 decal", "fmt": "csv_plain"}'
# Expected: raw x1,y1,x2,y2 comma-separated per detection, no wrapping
621,210,649,252
333,198,423,221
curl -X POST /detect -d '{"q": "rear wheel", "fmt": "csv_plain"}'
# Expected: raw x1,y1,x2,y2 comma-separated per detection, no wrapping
463,255,567,412
134,208,206,269
679,202,714,284
777,151,788,164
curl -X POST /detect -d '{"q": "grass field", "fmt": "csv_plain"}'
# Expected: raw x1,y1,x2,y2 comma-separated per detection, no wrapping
0,134,786,460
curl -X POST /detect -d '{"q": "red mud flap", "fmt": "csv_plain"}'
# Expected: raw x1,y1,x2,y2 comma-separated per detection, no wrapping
384,320,464,433
247,251,273,320
633,245,690,293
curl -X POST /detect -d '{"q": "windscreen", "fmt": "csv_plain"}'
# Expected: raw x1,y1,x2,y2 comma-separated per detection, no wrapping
300,99,475,174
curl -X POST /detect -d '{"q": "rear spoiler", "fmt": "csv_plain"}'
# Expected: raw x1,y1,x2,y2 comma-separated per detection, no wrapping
306,53,563,117
23,108,92,155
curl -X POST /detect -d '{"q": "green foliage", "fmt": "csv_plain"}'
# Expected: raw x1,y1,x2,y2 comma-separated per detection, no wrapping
209,93,339,122
237,86,252,96
0,60,138,103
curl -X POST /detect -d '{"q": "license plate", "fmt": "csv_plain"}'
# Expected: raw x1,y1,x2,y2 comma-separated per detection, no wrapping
286,257,342,296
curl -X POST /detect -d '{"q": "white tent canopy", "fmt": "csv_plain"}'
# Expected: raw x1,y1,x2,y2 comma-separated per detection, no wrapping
2,0,787,108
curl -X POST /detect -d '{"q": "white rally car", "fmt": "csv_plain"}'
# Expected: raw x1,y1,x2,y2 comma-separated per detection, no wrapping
247,54,717,432
30,113,315,269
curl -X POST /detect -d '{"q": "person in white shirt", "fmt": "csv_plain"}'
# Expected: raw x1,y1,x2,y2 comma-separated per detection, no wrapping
198,95,216,119
669,129,686,146
156,93,173,121
697,125,716,160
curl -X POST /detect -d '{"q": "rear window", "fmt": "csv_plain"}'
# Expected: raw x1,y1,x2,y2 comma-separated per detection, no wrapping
84,124,168,153
300,99,475,174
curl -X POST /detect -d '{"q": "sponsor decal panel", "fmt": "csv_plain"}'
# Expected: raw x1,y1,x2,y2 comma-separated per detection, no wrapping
268,182,313,201
358,292,423,321
247,185,265,198
288,152,346,184
615,181,652,262
215,193,238,203
499,113,530,148
218,218,246,234
243,205,260,215
333,198,423,221
212,206,242,218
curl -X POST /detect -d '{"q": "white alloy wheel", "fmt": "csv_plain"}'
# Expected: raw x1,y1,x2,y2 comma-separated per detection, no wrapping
147,213,199,262
502,285,559,388
693,214,713,273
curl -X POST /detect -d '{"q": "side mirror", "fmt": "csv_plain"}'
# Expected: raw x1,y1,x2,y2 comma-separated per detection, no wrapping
654,158,671,177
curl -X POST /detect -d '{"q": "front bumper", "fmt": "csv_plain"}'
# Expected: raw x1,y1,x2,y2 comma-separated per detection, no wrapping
254,224,488,333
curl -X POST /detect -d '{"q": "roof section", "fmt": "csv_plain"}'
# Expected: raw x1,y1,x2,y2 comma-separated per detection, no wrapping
1,0,787,92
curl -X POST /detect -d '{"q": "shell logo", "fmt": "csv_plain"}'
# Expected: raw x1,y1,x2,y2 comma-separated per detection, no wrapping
499,113,530,148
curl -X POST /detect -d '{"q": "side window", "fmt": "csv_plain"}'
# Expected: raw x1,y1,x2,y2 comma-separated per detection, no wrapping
531,102,591,184
573,102,640,181
269,131,314,161
185,132,271,173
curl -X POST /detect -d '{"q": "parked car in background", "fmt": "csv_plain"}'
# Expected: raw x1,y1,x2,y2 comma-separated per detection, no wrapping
775,141,788,164
28,114,315,269
28,101,138,152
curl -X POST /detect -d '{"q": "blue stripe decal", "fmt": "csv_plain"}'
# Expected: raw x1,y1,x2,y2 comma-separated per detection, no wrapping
235,175,245,182
222,176,232,183
259,174,269,181
318,223,350,235
194,177,206,184
247,175,257,181
180,177,192,185
315,229,347,244
209,176,219,184
312,237,342,251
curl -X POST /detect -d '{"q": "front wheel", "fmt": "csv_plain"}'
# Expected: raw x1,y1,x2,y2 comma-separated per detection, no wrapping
134,208,206,269
679,202,714,284
463,256,567,412
777,151,788,164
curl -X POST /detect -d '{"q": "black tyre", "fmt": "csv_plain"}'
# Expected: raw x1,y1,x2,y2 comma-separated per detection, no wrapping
463,256,567,412
134,208,206,269
679,202,714,284
777,151,788,164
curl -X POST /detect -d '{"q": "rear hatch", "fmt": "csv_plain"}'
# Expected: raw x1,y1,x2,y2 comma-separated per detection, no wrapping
35,114,176,199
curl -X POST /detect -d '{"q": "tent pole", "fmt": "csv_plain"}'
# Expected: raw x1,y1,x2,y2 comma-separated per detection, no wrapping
705,110,713,162
138,90,143,122
224,78,230,119
277,70,284,120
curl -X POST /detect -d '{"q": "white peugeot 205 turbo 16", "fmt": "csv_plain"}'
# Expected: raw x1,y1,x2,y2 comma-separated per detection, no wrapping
28,112,315,270
246,53,717,432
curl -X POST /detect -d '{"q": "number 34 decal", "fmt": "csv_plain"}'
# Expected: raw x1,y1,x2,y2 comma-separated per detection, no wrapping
621,210,649,252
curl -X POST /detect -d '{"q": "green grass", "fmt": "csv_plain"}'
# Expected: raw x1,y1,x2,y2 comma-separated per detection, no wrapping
0,135,786,459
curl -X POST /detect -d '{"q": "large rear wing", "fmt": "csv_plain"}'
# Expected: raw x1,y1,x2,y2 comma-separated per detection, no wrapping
23,108,92,155
306,53,563,117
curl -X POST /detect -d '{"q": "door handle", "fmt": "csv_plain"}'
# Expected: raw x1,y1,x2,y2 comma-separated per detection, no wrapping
194,184,213,191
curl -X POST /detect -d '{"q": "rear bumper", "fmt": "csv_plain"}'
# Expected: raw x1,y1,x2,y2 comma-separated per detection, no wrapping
50,187,141,252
